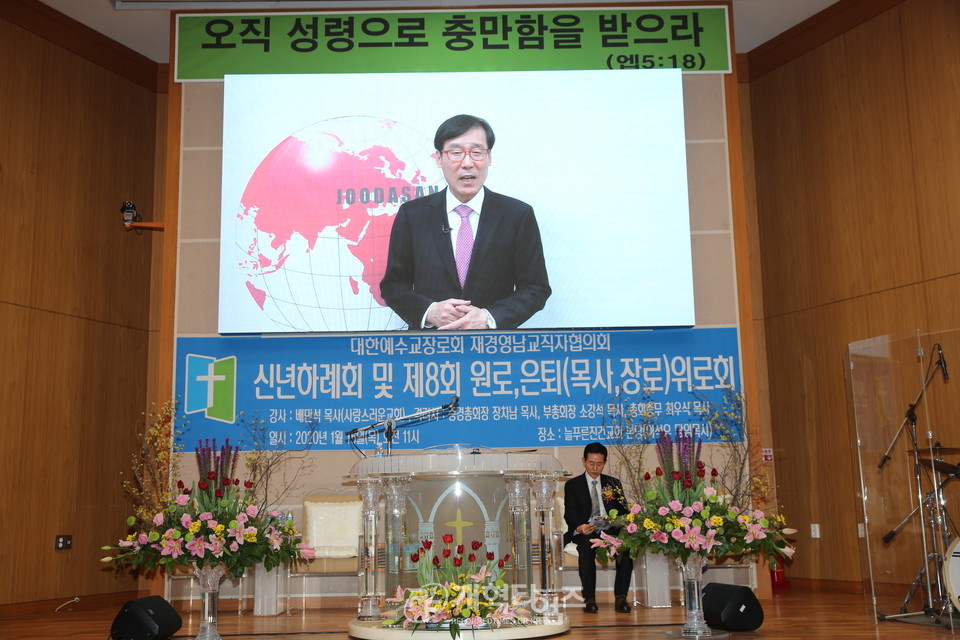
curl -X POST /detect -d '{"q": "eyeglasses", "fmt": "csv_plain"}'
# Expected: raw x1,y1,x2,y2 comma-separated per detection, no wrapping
442,148,489,162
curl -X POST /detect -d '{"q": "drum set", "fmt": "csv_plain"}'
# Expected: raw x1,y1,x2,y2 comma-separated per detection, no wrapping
880,444,960,625
877,344,958,627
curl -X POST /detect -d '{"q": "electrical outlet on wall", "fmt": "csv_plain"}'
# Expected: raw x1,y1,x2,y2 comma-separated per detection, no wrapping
55,535,73,550
810,524,821,539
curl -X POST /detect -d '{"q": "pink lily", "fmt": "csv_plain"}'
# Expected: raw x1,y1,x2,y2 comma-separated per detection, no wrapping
206,535,225,557
185,537,206,558
469,564,489,583
227,524,246,544
266,527,283,551
745,523,767,543
701,529,722,554
159,537,184,558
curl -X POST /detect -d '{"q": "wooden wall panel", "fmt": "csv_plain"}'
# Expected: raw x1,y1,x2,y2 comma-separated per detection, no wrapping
761,312,817,564
840,9,923,294
750,63,815,318
0,306,30,593
28,40,156,327
0,14,157,605
792,39,866,309
747,0,960,584
810,301,871,583
899,0,960,282
0,20,43,305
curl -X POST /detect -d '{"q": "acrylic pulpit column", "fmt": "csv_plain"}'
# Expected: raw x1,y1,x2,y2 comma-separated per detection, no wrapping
382,476,411,597
504,474,534,607
531,472,561,620
356,478,384,621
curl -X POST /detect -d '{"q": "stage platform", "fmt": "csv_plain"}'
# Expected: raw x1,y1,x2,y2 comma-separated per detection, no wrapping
2,587,956,639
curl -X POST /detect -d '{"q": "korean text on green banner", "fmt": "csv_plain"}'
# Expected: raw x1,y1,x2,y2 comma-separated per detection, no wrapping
175,6,731,81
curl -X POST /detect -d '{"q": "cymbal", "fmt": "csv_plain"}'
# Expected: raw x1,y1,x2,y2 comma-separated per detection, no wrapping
919,457,960,475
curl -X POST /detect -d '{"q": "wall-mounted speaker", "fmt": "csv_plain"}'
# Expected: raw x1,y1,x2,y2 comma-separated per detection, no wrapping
110,595,182,640
701,582,764,632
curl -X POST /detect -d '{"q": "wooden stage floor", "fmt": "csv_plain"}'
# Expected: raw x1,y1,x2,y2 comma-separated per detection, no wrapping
3,588,957,639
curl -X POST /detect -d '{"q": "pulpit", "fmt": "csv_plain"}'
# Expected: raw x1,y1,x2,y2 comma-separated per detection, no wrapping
345,445,571,640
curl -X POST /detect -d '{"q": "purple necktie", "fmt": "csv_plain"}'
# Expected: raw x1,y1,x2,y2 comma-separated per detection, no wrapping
454,204,474,287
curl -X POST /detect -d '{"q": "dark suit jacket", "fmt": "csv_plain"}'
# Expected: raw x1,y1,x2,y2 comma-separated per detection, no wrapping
380,187,550,329
563,472,629,546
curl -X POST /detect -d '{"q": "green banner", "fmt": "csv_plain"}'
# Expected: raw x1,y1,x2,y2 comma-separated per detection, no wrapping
175,6,730,80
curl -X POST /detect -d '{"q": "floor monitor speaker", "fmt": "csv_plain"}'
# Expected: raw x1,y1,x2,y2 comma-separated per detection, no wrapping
701,581,764,632
110,595,182,640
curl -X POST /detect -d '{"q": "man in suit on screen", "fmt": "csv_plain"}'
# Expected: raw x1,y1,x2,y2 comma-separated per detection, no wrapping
380,114,550,330
564,441,633,613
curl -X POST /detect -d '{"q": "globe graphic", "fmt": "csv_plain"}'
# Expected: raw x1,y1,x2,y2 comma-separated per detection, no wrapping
234,116,444,332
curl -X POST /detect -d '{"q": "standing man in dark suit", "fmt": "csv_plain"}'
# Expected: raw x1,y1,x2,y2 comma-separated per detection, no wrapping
380,114,550,330
564,442,633,613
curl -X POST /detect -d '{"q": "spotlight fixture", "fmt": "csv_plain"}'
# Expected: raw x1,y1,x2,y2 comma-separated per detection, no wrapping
120,201,165,232
121,201,141,226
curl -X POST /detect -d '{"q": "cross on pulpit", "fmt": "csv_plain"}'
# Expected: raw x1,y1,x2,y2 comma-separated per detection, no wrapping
444,508,474,546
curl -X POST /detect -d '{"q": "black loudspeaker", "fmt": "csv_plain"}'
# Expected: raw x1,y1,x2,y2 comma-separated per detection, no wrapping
701,582,764,632
110,595,182,640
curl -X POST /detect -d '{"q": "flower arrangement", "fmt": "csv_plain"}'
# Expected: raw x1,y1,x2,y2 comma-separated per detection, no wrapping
594,432,795,565
382,533,530,638
102,438,315,578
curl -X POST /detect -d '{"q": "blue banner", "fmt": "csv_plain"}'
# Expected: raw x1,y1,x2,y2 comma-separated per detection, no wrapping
175,327,738,450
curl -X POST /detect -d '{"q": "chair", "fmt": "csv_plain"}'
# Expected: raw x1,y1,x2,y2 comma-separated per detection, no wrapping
286,494,363,613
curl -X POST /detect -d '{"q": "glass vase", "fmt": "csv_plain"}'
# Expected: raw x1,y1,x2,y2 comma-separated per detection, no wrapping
194,564,227,640
667,555,727,638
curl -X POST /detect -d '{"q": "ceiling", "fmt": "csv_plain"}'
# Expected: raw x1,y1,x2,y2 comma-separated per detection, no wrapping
37,0,840,64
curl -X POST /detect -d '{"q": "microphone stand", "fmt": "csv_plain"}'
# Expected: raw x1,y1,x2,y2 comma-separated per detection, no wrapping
878,353,947,622
346,396,459,456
